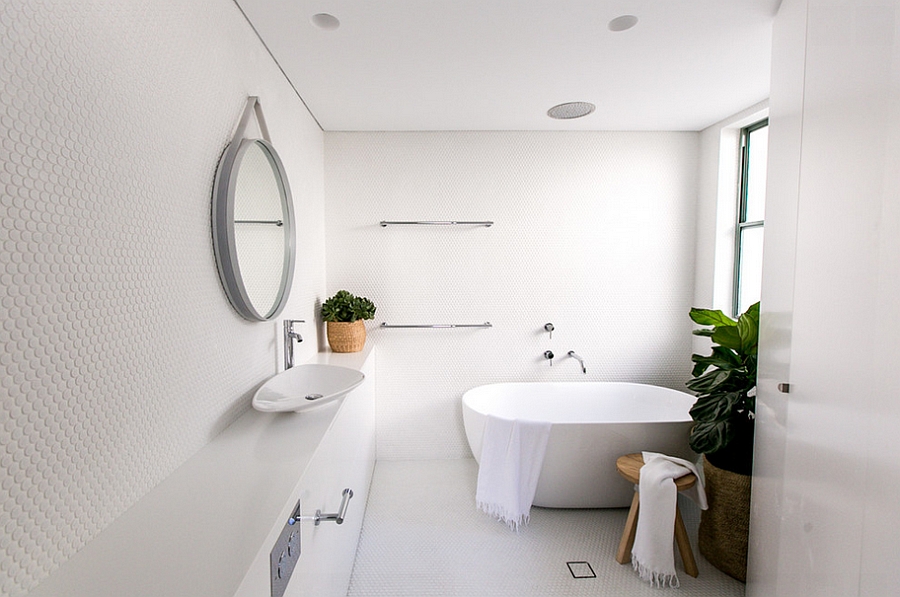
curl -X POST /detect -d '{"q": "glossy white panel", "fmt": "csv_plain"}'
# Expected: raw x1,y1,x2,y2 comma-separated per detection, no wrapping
860,4,900,594
747,0,807,594
777,3,878,591
753,1,900,595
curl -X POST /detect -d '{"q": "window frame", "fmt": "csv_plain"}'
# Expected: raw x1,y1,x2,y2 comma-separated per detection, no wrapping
732,118,768,318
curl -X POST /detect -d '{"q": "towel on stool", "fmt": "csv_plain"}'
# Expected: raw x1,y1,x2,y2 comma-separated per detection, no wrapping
475,415,551,530
632,451,707,588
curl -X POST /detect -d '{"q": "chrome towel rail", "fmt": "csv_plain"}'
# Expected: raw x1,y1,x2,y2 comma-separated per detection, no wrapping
379,220,493,227
287,488,354,527
314,488,354,526
235,219,284,226
380,322,492,329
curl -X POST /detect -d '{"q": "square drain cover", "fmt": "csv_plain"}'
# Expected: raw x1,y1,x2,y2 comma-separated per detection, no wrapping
566,561,596,579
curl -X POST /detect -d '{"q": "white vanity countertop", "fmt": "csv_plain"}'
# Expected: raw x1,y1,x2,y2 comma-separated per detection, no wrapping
311,346,373,369
28,347,373,597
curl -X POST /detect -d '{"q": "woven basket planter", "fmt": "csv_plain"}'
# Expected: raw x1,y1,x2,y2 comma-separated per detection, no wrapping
699,455,751,582
326,320,366,353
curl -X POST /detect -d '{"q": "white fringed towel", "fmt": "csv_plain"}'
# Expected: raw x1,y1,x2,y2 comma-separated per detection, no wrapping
475,415,551,530
632,452,707,588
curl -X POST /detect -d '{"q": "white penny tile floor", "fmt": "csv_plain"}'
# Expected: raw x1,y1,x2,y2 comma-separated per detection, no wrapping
347,459,744,597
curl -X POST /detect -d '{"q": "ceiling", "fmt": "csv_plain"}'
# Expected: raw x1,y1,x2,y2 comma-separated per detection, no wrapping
234,1,781,132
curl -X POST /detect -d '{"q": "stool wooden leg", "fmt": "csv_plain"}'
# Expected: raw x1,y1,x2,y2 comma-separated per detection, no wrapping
674,505,699,577
616,490,641,565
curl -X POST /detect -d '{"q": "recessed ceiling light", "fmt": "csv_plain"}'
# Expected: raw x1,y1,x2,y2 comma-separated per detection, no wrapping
608,15,638,32
547,102,596,120
311,13,340,30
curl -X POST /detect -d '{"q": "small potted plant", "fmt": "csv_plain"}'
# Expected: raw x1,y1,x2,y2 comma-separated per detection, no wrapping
687,301,758,582
321,290,376,353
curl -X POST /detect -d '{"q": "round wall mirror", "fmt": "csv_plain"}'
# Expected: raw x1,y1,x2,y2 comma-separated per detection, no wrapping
212,136,295,321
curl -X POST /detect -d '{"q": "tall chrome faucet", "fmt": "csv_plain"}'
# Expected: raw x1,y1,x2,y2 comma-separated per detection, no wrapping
283,320,305,370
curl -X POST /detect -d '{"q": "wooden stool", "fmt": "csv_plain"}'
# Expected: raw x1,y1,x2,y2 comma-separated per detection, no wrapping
614,453,699,578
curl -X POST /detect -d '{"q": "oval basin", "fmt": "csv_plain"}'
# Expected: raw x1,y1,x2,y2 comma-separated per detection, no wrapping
252,363,365,413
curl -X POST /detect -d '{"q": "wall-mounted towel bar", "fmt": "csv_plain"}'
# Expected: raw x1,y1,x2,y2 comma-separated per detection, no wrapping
379,220,493,227
380,322,492,329
235,219,284,226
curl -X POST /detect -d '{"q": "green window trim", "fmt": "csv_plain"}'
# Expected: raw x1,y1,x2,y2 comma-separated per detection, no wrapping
733,118,768,318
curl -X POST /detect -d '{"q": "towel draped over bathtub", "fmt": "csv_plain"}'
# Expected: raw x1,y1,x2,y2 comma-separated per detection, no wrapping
632,451,707,588
475,415,551,531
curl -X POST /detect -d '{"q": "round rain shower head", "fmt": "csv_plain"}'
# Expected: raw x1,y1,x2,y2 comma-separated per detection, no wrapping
547,102,596,120
608,15,639,32
311,13,341,30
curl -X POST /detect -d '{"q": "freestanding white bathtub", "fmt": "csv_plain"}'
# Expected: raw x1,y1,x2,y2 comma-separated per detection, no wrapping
462,382,696,508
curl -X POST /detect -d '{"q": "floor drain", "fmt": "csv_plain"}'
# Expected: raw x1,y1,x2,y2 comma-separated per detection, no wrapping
566,561,596,579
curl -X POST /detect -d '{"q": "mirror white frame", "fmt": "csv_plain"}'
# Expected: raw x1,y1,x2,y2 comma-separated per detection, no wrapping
212,97,295,321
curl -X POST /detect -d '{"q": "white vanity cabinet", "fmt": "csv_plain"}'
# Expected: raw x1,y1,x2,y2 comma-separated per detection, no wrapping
28,348,376,597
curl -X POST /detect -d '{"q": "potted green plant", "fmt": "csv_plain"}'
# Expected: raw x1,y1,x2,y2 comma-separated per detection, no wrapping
321,290,376,353
687,301,758,582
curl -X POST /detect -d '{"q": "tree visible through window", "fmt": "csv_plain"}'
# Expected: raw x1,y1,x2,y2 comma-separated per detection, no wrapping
734,119,768,317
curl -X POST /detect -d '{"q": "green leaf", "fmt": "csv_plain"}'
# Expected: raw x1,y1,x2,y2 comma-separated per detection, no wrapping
744,301,760,319
691,359,711,377
689,419,733,455
736,302,760,355
689,360,732,379
690,346,741,377
686,303,760,455
689,391,741,422
737,392,757,416
716,345,743,367
686,368,733,394
743,354,758,381
689,308,736,328
350,296,376,320
322,290,377,322
711,325,743,351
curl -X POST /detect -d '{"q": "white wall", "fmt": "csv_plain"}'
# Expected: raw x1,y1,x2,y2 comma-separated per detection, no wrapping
749,1,900,595
0,2,325,595
324,131,699,459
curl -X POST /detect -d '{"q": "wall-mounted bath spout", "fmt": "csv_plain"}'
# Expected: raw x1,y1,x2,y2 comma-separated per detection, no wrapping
568,351,586,374
544,350,554,366
283,319,305,370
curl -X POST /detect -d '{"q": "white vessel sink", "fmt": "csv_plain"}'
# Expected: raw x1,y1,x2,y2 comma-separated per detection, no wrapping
252,364,365,413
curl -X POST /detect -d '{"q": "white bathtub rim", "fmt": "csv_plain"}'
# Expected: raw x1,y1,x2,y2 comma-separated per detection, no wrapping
461,381,696,425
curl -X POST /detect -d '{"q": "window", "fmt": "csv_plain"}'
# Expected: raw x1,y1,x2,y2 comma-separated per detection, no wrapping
733,119,768,317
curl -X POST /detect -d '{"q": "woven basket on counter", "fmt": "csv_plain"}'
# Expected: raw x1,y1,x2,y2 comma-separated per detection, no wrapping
326,320,366,353
699,455,751,582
